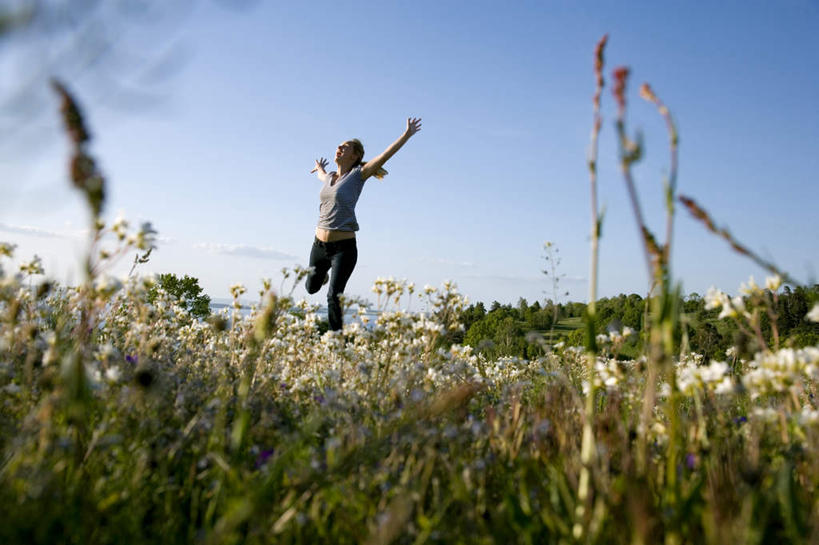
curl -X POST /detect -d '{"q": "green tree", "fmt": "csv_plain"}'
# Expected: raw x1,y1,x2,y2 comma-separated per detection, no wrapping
148,273,211,320
621,294,644,330
688,320,725,360
460,302,487,333
525,306,553,330
777,284,819,347
683,292,704,314
463,306,535,359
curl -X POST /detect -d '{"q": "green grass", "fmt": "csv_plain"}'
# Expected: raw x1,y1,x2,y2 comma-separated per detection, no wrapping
553,316,583,331
541,316,584,343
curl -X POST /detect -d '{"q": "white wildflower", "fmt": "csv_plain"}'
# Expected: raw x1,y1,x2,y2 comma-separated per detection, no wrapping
730,296,749,318
85,364,102,385
43,346,58,366
799,408,819,426
739,276,760,296
19,255,44,276
765,275,782,292
751,407,779,423
95,274,123,297
105,366,122,382
714,376,735,395
230,283,246,299
700,361,729,384
112,213,128,240
807,303,819,323
0,242,16,258
3,383,21,394
704,286,726,310
718,300,737,320
651,421,667,439
676,364,697,395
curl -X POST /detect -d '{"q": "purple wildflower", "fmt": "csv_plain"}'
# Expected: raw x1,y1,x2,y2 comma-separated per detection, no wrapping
255,449,274,468
685,453,696,470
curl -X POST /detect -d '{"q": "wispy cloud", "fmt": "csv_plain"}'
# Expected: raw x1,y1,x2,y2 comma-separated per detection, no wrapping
558,275,587,284
0,221,178,247
195,242,297,261
462,273,543,285
462,273,587,285
421,257,475,268
0,222,73,239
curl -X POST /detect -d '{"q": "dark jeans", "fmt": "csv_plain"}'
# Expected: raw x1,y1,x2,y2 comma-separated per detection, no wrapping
305,237,358,331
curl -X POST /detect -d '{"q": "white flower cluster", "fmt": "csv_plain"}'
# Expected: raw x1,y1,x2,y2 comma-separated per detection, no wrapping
742,346,819,400
3,242,818,453
676,358,734,396
371,277,415,310
592,358,627,392
739,275,782,297
799,407,819,426
705,286,749,320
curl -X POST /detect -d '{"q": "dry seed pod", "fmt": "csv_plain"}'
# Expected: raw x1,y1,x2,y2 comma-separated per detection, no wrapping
51,79,90,146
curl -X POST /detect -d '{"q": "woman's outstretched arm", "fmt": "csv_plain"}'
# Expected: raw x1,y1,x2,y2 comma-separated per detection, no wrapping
360,117,422,181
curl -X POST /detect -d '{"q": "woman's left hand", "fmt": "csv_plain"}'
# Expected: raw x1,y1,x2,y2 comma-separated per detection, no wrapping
311,157,329,174
405,117,422,137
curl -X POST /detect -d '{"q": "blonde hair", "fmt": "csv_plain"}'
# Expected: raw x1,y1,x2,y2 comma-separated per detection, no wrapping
346,138,388,180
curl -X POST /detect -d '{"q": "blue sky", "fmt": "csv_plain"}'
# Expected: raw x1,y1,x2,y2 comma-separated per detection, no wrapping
1,0,818,307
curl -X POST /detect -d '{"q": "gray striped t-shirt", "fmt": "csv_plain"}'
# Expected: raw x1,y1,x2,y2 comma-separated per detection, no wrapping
317,166,366,231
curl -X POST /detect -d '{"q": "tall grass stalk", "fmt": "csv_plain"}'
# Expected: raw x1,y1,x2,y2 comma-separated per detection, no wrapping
678,195,799,288
575,33,607,540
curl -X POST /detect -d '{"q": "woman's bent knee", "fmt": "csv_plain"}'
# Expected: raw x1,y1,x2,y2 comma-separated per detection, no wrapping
305,277,322,294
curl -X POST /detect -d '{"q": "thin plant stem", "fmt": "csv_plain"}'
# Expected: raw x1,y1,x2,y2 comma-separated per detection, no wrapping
640,84,679,268
612,67,654,281
679,195,800,287
588,34,607,318
575,33,607,540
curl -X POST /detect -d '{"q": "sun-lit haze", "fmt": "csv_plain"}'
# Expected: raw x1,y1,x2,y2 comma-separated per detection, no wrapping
2,0,818,307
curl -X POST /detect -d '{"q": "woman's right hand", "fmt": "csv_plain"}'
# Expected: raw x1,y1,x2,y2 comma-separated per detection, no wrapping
405,117,422,138
310,157,329,174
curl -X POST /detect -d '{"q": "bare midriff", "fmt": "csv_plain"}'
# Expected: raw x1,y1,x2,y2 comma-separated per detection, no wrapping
315,228,356,242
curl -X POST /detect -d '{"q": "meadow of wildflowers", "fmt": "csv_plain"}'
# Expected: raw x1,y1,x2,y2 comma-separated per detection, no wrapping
2,44,819,544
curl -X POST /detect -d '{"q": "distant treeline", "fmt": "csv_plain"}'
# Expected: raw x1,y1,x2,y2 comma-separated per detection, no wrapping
453,285,819,361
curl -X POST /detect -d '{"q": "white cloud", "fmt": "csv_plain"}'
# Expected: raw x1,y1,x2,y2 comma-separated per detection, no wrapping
560,275,587,284
420,257,475,267
461,273,544,285
194,242,297,260
156,235,175,245
0,222,73,239
462,273,586,284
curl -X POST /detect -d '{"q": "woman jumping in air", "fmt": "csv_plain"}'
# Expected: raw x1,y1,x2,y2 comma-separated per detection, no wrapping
306,117,422,331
